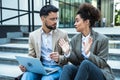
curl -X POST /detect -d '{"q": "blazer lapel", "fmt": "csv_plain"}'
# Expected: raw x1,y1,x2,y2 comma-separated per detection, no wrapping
52,29,58,51
79,34,82,53
80,34,84,60
37,28,42,58
90,30,96,52
75,34,83,59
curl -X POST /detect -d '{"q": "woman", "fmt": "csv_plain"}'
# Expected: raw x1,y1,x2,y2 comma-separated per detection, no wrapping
59,3,114,80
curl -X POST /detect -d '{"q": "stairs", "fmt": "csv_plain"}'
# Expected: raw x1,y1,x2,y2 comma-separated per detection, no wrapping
108,40,120,79
0,37,28,80
0,28,120,80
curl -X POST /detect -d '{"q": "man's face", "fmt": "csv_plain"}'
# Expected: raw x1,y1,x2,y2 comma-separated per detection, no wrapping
44,12,58,30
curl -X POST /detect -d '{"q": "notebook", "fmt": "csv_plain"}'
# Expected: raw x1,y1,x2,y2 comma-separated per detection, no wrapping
15,56,58,75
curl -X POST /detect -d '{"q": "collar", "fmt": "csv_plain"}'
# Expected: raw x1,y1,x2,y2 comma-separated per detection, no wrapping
41,29,53,35
82,33,90,40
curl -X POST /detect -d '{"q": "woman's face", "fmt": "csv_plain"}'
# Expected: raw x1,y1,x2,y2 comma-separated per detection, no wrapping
74,14,88,32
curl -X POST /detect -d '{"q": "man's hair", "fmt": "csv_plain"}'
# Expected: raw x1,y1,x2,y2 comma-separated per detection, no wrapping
40,5,59,17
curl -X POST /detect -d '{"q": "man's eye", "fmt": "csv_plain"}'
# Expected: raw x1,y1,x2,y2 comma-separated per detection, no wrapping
75,20,79,22
50,18,58,21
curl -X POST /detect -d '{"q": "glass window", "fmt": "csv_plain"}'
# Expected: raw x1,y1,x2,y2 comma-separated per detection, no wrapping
34,13,41,25
59,0,81,28
2,9,18,25
20,12,28,25
34,0,43,11
2,0,18,9
3,18,18,25
19,0,28,10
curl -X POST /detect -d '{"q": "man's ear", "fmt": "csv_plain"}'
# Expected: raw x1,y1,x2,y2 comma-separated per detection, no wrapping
41,16,45,21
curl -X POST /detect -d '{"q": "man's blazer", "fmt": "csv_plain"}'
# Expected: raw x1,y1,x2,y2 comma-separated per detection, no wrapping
28,27,69,66
68,30,114,80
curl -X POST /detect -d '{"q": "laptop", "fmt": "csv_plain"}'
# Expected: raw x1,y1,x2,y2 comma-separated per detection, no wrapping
15,56,58,75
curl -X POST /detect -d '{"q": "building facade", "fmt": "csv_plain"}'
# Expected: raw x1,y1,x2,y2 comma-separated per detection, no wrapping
0,0,119,32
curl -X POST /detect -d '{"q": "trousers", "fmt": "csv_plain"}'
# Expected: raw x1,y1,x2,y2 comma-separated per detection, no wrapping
59,60,106,80
21,65,62,80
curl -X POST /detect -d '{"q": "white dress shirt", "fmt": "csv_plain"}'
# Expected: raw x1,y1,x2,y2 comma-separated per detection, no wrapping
41,30,57,66
65,34,91,58
81,34,91,58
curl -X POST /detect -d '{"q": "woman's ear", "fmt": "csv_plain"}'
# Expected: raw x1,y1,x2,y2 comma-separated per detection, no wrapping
86,19,90,25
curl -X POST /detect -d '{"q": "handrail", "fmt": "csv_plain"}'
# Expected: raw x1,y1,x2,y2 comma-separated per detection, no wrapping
0,7,39,13
0,7,39,23
0,13,28,23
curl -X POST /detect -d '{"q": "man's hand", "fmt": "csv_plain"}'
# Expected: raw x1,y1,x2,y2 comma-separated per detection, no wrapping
59,38,70,54
50,52,59,62
19,65,26,72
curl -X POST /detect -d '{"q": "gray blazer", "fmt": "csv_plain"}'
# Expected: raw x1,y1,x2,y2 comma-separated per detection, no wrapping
28,27,69,66
68,30,114,80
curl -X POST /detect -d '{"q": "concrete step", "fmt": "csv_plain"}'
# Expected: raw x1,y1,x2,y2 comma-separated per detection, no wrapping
8,41,119,50
61,28,120,40
0,48,119,65
0,64,23,80
11,37,28,44
0,60,119,80
115,77,120,80
109,40,120,48
10,37,120,48
0,50,119,80
0,43,28,53
0,52,28,65
109,48,120,60
23,32,29,37
107,60,120,78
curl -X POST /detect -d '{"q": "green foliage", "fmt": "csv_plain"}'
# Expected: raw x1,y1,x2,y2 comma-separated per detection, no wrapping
115,10,120,26
85,0,92,3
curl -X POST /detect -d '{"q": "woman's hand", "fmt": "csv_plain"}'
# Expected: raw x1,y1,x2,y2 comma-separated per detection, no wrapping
83,37,93,55
59,38,70,54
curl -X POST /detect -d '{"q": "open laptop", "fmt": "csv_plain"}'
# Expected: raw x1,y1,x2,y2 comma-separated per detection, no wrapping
15,56,58,75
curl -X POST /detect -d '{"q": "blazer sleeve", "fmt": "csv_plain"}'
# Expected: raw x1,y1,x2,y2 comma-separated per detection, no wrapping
68,35,83,65
57,31,70,66
28,33,36,58
88,36,109,68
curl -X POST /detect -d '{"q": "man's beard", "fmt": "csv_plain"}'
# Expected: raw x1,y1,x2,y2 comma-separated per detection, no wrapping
45,23,56,30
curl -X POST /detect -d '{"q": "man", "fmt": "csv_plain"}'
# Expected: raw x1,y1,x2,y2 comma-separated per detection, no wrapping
102,17,106,27
19,5,69,80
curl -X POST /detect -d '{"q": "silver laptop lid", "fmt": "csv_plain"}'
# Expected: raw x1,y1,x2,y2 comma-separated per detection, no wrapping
16,56,58,75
